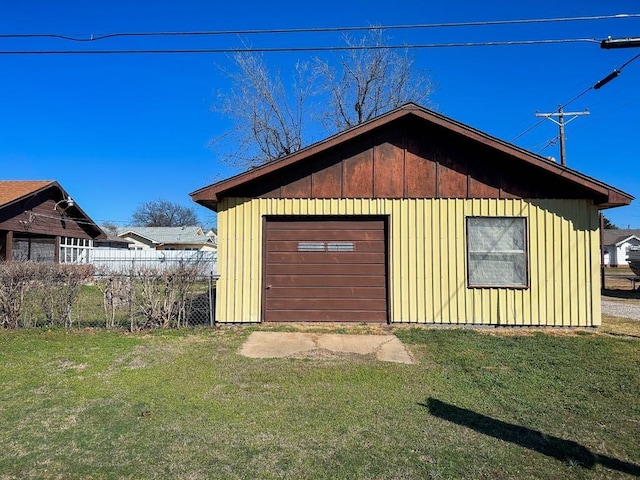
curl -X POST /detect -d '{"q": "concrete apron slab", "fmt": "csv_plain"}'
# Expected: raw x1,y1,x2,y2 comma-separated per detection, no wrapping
239,332,415,364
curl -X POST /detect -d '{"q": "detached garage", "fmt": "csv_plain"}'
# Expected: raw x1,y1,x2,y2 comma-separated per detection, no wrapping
191,103,633,326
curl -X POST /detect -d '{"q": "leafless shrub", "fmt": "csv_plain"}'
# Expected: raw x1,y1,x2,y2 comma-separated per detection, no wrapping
1,262,211,331
96,269,135,329
133,265,202,330
0,262,36,328
0,262,93,328
32,263,94,328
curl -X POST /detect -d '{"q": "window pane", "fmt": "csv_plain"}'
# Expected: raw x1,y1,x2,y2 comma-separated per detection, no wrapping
467,217,527,287
298,242,325,252
327,242,355,252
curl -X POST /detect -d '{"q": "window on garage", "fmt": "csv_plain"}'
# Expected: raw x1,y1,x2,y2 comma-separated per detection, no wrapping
467,217,528,288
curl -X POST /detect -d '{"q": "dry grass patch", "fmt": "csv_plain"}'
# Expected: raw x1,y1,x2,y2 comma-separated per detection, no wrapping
600,315,640,338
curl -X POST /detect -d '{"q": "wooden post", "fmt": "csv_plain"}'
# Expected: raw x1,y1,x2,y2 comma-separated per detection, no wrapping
5,231,13,262
600,213,605,289
54,236,61,263
208,274,214,327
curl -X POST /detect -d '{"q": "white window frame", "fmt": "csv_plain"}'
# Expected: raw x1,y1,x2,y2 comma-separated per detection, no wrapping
466,217,528,288
59,237,93,264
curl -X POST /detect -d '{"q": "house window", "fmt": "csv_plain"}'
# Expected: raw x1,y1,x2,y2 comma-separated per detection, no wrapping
59,237,93,264
13,235,56,262
467,217,528,288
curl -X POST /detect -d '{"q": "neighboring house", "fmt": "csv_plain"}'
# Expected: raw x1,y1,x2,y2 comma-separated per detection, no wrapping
116,226,216,251
603,229,640,267
0,180,105,263
191,103,633,327
204,228,218,245
93,231,133,249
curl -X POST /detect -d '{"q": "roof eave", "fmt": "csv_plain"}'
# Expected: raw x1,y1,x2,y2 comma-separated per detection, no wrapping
118,231,160,244
615,235,640,246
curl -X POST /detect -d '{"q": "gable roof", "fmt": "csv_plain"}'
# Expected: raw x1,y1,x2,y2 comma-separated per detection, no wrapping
603,229,640,247
117,226,214,246
191,103,633,212
0,180,105,239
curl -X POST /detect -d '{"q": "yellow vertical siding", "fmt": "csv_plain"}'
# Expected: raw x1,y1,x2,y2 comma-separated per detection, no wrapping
589,206,602,326
215,197,601,326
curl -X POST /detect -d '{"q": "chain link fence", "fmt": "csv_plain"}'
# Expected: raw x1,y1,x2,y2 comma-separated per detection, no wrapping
0,262,216,330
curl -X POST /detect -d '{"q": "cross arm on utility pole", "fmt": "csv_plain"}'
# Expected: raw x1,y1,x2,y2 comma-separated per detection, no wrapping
535,107,589,167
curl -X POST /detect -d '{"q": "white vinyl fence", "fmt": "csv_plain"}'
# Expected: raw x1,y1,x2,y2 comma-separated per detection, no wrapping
90,248,217,275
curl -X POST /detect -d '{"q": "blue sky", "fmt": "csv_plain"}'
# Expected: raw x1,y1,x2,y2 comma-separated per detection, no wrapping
1,1,639,228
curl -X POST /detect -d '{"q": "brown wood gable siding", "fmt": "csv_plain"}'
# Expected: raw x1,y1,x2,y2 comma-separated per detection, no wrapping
225,117,600,202
0,190,98,239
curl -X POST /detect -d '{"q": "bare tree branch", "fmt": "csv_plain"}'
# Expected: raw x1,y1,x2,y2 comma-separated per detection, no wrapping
212,52,313,168
213,29,433,169
315,29,434,131
131,200,199,227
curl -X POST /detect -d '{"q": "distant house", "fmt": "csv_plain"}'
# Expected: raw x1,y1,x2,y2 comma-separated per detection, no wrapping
603,229,640,267
0,180,105,263
93,231,133,249
115,226,216,252
192,103,633,327
204,228,218,245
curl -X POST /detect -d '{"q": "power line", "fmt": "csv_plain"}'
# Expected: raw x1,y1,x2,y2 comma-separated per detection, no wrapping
510,85,593,142
620,52,640,69
0,38,601,55
26,210,106,228
1,13,637,42
512,51,640,144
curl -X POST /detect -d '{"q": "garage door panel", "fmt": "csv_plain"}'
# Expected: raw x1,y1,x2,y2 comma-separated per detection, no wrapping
267,252,385,264
267,286,386,299
267,263,386,276
267,220,384,230
267,229,385,241
264,217,387,323
267,298,387,310
268,275,386,287
267,310,388,322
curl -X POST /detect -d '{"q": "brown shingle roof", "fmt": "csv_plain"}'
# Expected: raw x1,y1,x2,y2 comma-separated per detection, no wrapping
0,180,106,239
0,180,55,207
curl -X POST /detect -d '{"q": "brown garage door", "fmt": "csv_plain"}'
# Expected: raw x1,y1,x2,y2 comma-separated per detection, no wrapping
264,217,388,323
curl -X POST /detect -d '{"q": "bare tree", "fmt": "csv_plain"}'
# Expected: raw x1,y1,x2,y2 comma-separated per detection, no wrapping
213,29,432,168
314,29,433,131
101,222,119,236
213,53,314,168
131,200,199,227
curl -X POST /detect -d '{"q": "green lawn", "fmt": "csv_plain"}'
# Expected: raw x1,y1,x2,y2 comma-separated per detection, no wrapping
0,325,638,479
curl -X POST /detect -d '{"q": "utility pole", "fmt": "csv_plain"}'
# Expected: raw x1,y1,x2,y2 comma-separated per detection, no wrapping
535,106,589,166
